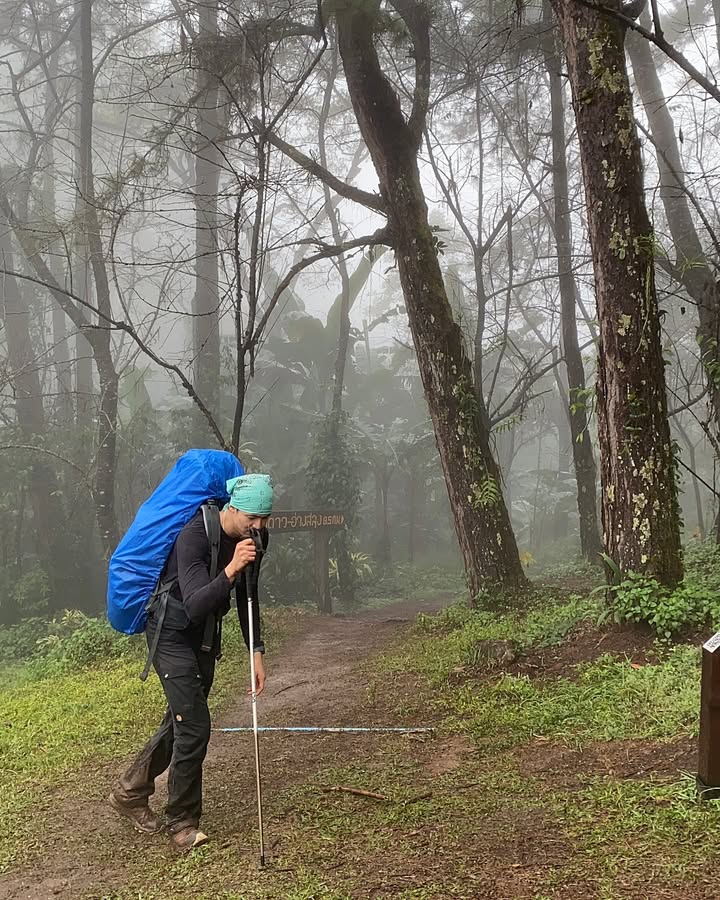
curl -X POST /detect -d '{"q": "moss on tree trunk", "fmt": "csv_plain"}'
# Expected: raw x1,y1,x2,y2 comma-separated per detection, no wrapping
551,0,682,586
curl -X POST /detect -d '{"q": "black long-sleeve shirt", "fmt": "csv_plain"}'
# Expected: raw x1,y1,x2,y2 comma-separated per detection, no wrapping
159,509,263,652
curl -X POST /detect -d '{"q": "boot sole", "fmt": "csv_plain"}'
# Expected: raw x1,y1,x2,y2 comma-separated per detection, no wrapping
109,792,162,834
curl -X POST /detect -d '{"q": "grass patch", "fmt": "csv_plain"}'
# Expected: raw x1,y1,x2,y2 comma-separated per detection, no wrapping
0,608,302,874
553,774,720,892
6,575,718,898
93,740,540,900
382,593,602,685
448,646,699,748
367,588,715,895
378,595,700,749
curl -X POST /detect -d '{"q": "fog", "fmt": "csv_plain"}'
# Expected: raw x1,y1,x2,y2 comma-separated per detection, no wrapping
1,0,718,622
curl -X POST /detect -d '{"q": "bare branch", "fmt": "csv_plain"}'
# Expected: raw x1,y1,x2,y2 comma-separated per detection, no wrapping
668,386,708,416
635,119,720,262
0,266,229,450
257,122,386,213
263,2,328,137
486,206,514,409
16,9,81,77
0,444,91,487
489,354,560,426
252,229,390,345
479,206,512,259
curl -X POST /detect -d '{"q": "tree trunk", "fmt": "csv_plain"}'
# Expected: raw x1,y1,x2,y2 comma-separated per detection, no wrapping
627,27,720,478
470,90,491,432
373,462,392,566
408,467,417,563
335,1,525,595
712,0,720,67
42,3,73,426
78,0,119,555
314,531,331,614
192,0,222,435
319,45,354,416
552,0,682,586
72,0,95,430
0,228,75,608
675,420,705,539
543,0,603,562
318,51,359,603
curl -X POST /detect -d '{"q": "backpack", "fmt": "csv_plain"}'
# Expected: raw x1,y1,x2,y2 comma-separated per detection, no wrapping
107,449,244,635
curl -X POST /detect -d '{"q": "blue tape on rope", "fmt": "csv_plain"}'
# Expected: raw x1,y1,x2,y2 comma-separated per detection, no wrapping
214,726,435,733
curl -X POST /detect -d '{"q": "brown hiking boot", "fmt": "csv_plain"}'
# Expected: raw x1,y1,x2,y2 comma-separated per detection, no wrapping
169,825,209,851
109,792,163,834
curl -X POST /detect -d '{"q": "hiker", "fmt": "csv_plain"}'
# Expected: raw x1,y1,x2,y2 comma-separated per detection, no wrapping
110,473,273,851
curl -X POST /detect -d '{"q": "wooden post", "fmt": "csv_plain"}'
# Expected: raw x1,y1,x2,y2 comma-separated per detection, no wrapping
698,632,720,798
265,511,344,615
314,530,331,615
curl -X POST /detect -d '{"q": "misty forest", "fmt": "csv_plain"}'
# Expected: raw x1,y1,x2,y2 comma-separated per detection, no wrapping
4,0,720,896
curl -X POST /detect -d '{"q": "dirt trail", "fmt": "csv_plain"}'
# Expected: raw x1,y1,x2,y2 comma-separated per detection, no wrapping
0,596,451,900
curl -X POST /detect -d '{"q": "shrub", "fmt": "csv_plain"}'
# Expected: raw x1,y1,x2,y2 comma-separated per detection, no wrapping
261,535,316,607
11,570,51,617
684,540,720,593
416,599,479,633
0,617,50,661
329,552,373,585
34,613,136,673
606,571,720,638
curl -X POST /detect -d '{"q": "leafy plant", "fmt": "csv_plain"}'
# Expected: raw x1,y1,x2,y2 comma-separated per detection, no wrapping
306,412,362,527
307,412,363,604
0,617,50,662
261,535,316,607
11,570,51,618
32,613,135,673
0,610,136,669
329,552,373,585
604,571,720,638
684,539,720,593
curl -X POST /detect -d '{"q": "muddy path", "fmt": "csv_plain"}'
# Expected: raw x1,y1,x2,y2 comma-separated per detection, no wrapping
0,596,452,900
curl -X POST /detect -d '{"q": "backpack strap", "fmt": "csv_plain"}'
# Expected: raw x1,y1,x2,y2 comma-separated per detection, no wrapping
200,503,221,654
139,578,176,681
202,503,221,580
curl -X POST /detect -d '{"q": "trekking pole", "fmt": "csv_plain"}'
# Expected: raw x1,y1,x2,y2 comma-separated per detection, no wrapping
246,531,265,867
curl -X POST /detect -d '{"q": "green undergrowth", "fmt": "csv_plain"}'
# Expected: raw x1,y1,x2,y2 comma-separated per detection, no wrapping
386,592,602,684
0,608,303,874
358,562,465,609
449,645,699,748
6,574,720,897
378,594,700,750
78,582,720,899
550,775,720,894
366,589,718,894
98,740,720,899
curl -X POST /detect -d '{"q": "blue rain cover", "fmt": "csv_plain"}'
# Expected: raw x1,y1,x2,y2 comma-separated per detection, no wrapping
107,449,244,634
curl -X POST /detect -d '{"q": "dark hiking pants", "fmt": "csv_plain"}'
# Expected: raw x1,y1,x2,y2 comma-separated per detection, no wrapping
115,620,216,830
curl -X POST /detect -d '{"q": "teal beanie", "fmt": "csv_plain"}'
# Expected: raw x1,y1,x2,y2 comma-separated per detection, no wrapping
226,474,273,516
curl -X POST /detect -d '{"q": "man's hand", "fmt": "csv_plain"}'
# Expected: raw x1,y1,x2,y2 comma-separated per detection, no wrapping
224,538,256,582
249,651,266,696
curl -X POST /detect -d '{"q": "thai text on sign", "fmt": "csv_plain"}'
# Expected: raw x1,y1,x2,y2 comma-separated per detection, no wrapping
266,511,346,532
